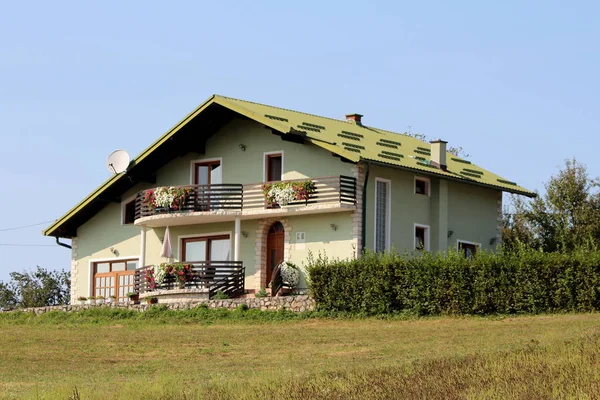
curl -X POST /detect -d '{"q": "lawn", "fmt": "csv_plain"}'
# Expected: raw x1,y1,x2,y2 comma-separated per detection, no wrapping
0,308,599,399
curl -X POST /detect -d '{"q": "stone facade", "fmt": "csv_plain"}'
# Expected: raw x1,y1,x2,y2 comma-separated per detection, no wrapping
253,218,291,289
351,163,366,257
3,295,315,315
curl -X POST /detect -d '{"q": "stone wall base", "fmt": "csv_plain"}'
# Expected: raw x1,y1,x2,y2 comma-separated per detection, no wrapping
3,295,315,315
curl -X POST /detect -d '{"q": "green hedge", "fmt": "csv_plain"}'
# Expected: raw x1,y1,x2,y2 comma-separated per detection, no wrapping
307,250,600,315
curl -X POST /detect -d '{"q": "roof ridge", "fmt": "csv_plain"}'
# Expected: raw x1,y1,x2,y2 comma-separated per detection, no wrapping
215,94,429,145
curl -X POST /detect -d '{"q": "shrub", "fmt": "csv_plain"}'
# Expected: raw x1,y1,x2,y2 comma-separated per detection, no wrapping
307,249,600,315
212,290,229,300
255,287,268,298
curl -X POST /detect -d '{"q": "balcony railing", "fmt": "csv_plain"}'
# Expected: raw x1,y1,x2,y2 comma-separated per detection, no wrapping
134,261,245,299
134,175,356,220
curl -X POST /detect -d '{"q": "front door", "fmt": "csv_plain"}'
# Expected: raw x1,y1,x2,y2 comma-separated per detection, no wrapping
266,222,284,285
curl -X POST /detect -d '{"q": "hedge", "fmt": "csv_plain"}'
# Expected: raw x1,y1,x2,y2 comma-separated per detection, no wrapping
306,250,600,315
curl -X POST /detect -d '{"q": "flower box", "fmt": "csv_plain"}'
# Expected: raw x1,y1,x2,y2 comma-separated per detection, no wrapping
262,180,316,208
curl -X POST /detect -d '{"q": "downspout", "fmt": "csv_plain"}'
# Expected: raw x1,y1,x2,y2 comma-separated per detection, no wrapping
360,162,370,255
55,237,72,249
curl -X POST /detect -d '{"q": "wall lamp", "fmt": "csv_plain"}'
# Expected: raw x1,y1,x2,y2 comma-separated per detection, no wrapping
239,144,246,151
241,231,248,238
330,224,338,231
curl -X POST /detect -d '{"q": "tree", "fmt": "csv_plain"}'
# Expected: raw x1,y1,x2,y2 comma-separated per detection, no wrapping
503,159,600,252
0,266,70,309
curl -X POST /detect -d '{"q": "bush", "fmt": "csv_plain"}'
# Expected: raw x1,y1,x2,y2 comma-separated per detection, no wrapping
307,249,600,315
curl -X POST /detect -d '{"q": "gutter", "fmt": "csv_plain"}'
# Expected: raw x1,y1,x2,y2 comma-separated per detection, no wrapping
55,237,72,249
360,162,370,256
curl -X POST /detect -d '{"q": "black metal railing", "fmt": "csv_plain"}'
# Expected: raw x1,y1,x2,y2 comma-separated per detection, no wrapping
134,261,245,299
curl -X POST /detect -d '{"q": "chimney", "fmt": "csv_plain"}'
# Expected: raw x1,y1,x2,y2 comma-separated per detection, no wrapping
429,139,448,171
345,113,363,125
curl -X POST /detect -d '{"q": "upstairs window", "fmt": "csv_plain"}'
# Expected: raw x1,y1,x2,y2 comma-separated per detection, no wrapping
414,224,430,251
193,160,222,185
265,153,282,182
122,198,136,225
415,177,430,196
375,178,391,252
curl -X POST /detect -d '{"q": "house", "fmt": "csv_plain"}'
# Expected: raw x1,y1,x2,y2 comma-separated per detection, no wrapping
43,95,535,302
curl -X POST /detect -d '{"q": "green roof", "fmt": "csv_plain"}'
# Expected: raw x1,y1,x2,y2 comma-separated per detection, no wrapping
43,94,533,237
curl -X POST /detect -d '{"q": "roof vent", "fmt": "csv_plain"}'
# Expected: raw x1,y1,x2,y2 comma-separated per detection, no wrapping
345,113,363,125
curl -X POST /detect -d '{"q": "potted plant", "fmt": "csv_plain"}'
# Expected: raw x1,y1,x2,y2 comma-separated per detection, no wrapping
262,180,316,207
142,186,193,214
107,295,117,303
96,295,105,304
76,296,87,305
127,292,139,304
87,296,96,305
146,296,158,305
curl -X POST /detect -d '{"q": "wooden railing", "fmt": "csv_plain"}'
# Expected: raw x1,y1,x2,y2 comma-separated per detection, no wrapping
134,175,356,220
134,261,245,299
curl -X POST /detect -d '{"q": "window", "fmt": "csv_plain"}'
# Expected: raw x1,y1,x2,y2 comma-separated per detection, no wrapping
375,178,391,252
193,159,222,185
181,235,231,262
122,199,136,225
415,177,430,196
264,152,283,182
93,259,138,301
414,224,430,251
458,241,479,258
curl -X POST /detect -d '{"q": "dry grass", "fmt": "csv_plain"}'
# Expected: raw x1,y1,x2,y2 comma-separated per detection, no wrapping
0,311,599,399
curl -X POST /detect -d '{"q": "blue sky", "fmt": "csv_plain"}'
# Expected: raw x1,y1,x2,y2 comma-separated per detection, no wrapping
0,1,599,281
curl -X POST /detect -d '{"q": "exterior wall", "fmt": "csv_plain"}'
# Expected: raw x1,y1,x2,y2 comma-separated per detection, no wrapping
447,181,500,252
364,165,431,253
155,118,354,187
364,164,500,253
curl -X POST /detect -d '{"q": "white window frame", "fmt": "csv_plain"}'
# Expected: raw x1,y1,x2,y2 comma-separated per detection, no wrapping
177,231,233,261
263,150,284,182
374,177,392,252
414,223,430,251
189,157,223,185
88,256,140,297
456,240,481,253
414,176,431,197
120,194,137,225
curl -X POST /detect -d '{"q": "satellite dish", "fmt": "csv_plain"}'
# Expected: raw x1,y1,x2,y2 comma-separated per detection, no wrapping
106,150,130,174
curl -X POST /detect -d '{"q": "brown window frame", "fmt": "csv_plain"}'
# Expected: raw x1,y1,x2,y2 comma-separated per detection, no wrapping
458,241,479,258
92,259,138,301
193,160,221,185
123,199,136,225
265,153,283,182
181,234,231,262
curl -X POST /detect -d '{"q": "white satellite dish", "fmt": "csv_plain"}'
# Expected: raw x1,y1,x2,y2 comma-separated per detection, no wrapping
106,150,130,174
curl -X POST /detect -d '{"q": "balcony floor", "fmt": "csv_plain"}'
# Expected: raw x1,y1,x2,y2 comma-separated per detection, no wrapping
135,202,355,227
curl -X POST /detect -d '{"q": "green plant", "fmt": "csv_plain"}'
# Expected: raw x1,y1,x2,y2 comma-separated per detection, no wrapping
76,296,87,301
262,180,316,207
87,296,96,300
96,295,104,300
212,290,229,300
145,297,158,304
126,292,138,299
308,248,600,315
255,287,268,298
108,295,116,299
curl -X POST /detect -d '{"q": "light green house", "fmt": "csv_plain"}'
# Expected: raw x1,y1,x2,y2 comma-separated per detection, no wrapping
43,95,534,302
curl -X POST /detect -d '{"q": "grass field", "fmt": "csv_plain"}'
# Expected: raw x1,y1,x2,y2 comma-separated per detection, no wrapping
0,307,599,399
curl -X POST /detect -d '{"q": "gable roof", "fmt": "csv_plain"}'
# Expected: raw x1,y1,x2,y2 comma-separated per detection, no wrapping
43,94,534,238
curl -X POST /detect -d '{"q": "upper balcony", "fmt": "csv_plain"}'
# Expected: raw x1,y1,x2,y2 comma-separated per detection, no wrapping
134,175,357,227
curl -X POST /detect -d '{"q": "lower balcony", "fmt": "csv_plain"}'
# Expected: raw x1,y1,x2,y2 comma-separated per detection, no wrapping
134,261,245,301
134,175,356,227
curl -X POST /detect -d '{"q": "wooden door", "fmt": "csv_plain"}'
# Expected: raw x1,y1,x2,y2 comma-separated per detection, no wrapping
266,222,284,285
